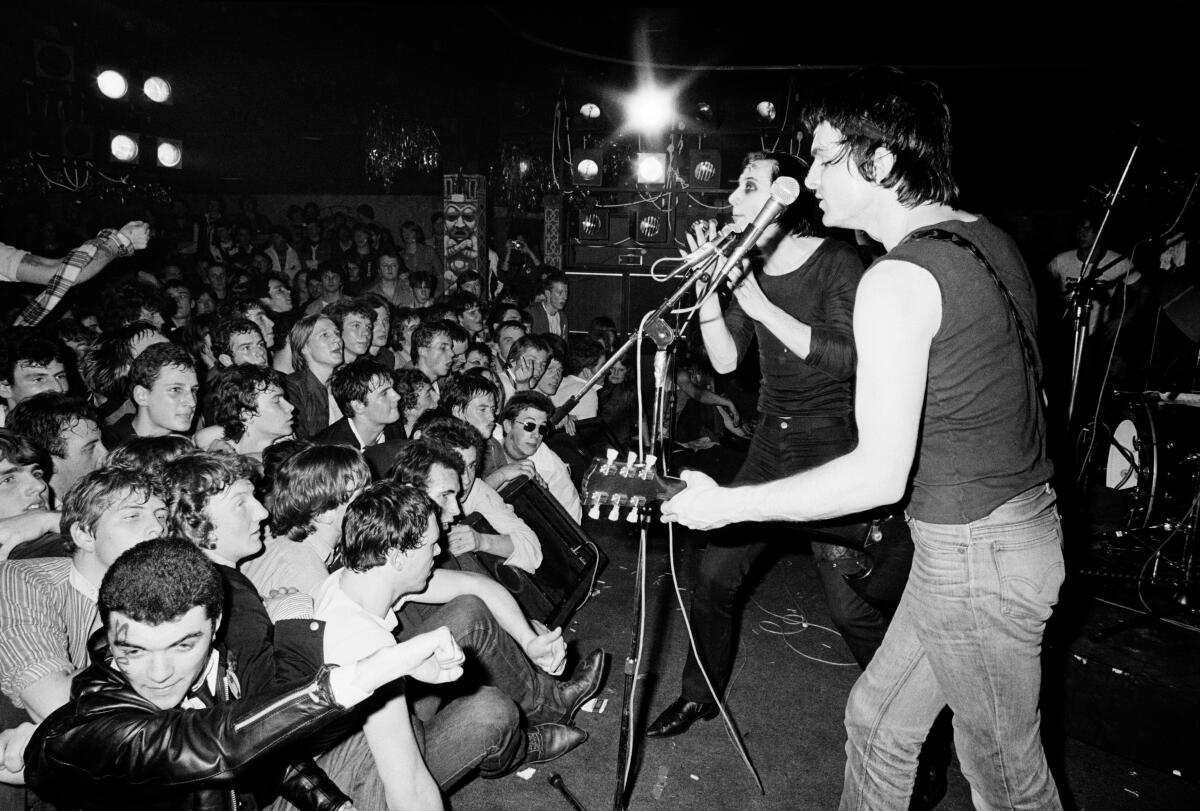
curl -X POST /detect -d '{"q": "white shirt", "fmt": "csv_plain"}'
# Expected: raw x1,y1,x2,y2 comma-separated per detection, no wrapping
0,243,29,282
463,479,541,573
314,573,398,666
551,375,598,420
491,426,582,522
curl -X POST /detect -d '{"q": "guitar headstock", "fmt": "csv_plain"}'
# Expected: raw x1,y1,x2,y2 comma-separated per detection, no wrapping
581,450,685,523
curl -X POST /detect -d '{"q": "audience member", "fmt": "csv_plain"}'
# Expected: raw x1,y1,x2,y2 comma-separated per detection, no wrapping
7,394,106,504
284,314,343,439
317,358,406,450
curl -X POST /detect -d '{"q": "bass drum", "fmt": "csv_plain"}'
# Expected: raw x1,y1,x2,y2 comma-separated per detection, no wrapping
1100,393,1200,530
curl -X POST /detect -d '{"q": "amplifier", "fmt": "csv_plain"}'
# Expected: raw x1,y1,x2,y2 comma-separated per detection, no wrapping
461,475,607,628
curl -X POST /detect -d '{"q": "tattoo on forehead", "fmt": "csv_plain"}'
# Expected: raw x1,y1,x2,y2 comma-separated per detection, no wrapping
113,620,131,668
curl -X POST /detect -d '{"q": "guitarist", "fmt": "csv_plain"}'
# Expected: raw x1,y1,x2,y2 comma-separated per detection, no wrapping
645,151,907,738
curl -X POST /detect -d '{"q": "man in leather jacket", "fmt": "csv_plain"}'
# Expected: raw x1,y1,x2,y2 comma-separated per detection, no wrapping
24,537,466,811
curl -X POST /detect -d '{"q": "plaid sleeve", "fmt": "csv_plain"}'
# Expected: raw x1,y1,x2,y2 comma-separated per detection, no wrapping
13,229,130,327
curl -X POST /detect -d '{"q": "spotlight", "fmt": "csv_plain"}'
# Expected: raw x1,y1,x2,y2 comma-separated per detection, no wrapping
143,76,172,104
625,84,675,134
579,102,601,119
109,131,140,162
575,205,610,243
97,69,129,100
686,149,722,190
156,138,183,168
635,152,667,185
571,148,604,187
756,100,777,123
632,207,669,244
518,159,530,177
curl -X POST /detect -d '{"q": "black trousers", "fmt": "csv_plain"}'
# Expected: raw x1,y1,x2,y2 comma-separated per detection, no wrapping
680,413,890,701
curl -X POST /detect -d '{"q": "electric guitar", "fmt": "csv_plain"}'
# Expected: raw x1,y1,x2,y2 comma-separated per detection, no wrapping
580,453,914,606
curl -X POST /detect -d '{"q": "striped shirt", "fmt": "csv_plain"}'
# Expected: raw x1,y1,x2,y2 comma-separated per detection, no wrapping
0,558,99,708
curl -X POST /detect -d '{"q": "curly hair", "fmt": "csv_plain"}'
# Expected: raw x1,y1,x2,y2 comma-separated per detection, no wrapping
267,443,370,541
8,393,98,459
161,451,255,550
393,367,433,415
330,481,436,573
100,537,224,628
211,365,286,442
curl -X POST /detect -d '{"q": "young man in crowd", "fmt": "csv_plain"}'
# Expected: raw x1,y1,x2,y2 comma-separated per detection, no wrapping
304,266,351,315
0,330,69,428
211,317,270,369
552,340,604,421
317,482,547,804
0,429,61,561
211,365,295,459
101,342,199,449
284,313,343,439
243,443,371,599
411,321,455,394
316,358,406,451
7,393,107,504
326,299,375,365
529,270,569,342
418,414,542,574
23,536,466,811
498,334,550,402
485,391,582,522
0,467,165,722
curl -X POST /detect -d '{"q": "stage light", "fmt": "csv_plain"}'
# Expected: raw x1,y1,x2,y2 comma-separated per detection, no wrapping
632,207,669,244
686,149,722,190
97,70,129,100
156,138,183,168
635,152,667,185
518,159,530,177
580,102,601,119
756,100,777,123
143,76,172,104
572,148,605,187
625,84,675,134
109,131,139,162
694,102,714,122
575,204,610,243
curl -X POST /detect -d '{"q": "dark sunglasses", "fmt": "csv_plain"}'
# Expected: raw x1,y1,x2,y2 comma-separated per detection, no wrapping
518,420,550,436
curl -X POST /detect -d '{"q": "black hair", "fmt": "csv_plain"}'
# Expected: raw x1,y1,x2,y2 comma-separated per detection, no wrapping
329,358,392,416
418,414,485,471
499,389,554,424
410,320,453,366
8,393,98,459
330,481,436,573
268,443,370,541
61,467,159,554
128,342,196,398
386,438,464,486
104,434,195,478
212,317,263,360
211,365,286,442
439,372,498,416
162,451,256,551
0,328,67,386
100,537,224,628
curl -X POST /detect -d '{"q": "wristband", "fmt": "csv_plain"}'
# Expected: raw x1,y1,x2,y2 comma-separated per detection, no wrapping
99,228,135,258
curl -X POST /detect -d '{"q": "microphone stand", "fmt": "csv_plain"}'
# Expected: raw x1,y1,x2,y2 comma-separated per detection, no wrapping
1066,137,1142,427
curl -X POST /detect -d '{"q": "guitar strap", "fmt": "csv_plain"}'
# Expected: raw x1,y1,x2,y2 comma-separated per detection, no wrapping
900,227,1048,410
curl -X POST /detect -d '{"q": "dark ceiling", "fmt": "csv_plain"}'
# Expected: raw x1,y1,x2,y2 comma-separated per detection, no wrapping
7,2,1200,212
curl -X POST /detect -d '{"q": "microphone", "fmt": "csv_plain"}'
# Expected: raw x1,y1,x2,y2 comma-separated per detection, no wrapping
713,176,802,287
671,223,737,275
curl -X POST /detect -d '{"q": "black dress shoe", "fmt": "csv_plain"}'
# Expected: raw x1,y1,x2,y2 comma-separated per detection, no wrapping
526,723,588,764
554,649,607,725
644,697,718,738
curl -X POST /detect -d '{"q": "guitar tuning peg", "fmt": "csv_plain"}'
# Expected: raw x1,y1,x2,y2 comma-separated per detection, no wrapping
644,454,657,468
606,448,619,462
587,501,601,520
607,494,624,521
626,497,642,523
626,451,637,467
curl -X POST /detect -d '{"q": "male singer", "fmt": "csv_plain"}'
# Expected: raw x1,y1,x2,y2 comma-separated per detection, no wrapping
645,152,886,737
663,68,1063,810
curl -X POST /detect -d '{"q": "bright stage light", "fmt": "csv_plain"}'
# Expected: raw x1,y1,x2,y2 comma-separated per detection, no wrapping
579,102,601,119
143,76,172,103
635,152,666,185
109,132,139,162
97,70,128,99
756,100,777,123
625,85,675,134
156,138,183,168
576,158,599,181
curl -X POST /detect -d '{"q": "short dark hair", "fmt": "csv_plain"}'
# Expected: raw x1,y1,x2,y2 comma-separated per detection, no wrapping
128,342,196,398
162,451,256,550
410,321,452,366
499,390,554,424
79,321,160,398
8,393,98,459
105,434,195,478
506,334,549,367
542,270,568,291
61,467,158,553
409,270,434,291
567,340,605,376
443,321,469,346
741,151,822,237
100,537,224,628
329,358,392,415
212,317,263,360
801,65,958,208
326,299,377,331
212,365,286,442
440,372,498,416
464,342,493,364
268,443,370,541
393,367,433,415
418,415,485,470
0,329,67,386
386,438,464,486
98,283,168,331
0,428,45,474
446,292,482,319
331,481,436,573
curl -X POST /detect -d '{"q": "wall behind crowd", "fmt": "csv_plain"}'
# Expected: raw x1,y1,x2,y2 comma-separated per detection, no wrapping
181,193,443,237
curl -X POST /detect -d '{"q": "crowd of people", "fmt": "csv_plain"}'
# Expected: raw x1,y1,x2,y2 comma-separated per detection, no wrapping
0,194,661,809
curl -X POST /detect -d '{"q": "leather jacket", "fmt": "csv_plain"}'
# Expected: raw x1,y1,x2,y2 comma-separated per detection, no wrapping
25,632,352,811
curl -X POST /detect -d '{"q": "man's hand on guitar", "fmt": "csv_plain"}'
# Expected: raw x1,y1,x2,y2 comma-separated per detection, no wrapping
660,469,734,530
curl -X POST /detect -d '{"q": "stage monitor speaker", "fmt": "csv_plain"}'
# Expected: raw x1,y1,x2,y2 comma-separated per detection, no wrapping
685,149,722,190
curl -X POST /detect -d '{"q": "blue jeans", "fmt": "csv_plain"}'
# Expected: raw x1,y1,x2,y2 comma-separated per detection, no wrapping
840,484,1065,811
415,686,524,789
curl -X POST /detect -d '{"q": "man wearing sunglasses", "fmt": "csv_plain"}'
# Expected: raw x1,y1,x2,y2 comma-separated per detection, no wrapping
488,391,581,522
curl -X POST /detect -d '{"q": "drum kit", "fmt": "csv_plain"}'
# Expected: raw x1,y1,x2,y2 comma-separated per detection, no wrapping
1083,389,1200,626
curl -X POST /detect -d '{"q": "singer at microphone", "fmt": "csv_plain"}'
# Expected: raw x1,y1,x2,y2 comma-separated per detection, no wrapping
645,151,891,741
